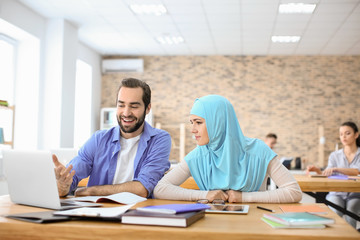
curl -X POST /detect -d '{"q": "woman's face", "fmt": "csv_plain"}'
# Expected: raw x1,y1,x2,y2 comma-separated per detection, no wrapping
339,125,359,147
190,115,209,146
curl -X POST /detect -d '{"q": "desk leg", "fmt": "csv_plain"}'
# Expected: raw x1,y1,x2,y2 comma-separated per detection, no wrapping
304,192,360,222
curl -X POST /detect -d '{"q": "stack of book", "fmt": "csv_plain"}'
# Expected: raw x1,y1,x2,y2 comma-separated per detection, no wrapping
0,100,9,107
261,212,335,229
121,203,210,227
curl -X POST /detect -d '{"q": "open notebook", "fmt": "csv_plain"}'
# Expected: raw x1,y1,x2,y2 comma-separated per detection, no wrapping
3,150,101,210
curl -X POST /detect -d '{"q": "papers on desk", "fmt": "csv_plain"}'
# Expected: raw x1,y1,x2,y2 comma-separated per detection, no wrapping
53,204,134,219
71,192,146,204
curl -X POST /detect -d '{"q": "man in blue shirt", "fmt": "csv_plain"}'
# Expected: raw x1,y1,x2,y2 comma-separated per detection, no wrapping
53,78,171,198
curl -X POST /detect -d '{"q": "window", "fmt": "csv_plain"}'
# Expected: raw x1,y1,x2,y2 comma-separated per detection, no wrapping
0,35,16,144
73,60,93,148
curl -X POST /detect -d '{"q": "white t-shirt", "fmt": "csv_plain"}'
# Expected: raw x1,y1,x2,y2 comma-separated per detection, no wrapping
112,134,141,184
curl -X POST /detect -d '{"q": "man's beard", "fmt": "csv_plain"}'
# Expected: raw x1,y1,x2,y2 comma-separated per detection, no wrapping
117,110,146,134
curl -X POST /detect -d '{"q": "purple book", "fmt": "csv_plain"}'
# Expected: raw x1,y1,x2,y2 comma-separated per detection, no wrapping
136,203,210,214
328,175,348,180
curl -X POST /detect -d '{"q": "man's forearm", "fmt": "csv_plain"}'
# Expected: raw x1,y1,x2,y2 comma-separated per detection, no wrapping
75,181,148,197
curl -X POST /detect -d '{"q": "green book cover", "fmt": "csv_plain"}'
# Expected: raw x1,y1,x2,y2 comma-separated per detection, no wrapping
261,217,325,229
263,212,335,226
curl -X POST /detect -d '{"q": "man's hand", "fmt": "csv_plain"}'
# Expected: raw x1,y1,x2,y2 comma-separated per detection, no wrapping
226,190,242,203
74,187,92,197
206,190,228,202
53,154,75,197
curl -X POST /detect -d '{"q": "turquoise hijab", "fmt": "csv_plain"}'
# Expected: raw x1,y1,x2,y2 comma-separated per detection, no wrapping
185,95,276,192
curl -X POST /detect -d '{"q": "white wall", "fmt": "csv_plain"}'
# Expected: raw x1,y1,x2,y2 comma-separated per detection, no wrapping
0,0,102,150
78,44,102,135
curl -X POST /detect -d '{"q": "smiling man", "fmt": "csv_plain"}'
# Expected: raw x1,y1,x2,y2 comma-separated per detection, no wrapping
53,78,171,198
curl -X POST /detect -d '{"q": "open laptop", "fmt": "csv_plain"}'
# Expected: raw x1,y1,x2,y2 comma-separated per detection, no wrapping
3,149,102,210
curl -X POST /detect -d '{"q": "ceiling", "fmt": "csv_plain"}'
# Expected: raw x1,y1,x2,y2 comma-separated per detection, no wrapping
18,0,360,56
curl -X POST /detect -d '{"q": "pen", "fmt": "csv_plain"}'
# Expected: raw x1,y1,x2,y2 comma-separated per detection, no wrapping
257,206,275,213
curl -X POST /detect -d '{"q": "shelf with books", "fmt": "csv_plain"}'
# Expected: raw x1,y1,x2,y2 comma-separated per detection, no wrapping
0,105,15,148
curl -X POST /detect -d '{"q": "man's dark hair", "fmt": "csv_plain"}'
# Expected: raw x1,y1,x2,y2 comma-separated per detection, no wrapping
117,78,151,109
266,133,277,139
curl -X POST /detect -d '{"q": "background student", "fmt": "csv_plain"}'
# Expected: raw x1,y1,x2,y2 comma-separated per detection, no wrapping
307,121,360,229
154,95,302,203
264,133,277,149
53,78,171,198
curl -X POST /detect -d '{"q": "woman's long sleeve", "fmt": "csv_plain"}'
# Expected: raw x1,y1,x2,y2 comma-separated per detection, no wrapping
242,158,302,203
153,160,208,201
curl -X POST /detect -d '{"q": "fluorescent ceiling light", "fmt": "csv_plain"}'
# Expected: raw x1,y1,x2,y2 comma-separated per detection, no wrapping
272,36,301,43
156,35,184,45
130,4,167,16
279,3,316,14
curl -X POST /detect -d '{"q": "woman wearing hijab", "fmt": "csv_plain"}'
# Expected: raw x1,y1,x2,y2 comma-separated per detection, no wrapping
154,95,302,203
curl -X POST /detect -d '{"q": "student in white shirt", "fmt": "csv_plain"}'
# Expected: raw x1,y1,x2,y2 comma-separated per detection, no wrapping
307,121,360,229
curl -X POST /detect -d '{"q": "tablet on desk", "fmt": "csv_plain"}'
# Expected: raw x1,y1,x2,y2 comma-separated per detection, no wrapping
205,204,249,214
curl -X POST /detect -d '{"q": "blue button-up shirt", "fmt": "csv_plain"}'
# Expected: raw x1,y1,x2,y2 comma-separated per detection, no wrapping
68,122,171,197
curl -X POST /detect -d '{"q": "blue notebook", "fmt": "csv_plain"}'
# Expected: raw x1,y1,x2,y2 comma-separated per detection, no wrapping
136,203,210,214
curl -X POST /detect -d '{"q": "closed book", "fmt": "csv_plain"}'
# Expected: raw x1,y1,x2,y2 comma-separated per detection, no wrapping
122,209,205,227
279,205,328,214
136,203,210,214
261,217,325,229
263,212,335,226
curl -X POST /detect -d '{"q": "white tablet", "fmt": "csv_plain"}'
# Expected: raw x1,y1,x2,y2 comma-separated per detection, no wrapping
205,204,249,214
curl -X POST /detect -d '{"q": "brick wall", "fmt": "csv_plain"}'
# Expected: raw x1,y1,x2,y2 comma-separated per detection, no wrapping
101,56,360,167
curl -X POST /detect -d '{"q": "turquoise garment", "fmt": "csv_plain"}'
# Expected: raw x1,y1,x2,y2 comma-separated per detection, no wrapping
185,95,277,192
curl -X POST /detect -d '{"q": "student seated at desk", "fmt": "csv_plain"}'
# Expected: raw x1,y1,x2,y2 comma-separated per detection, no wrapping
154,95,302,203
53,78,171,198
264,133,277,150
307,121,360,229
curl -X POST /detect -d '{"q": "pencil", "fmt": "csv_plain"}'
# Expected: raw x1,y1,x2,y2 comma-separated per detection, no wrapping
257,206,275,212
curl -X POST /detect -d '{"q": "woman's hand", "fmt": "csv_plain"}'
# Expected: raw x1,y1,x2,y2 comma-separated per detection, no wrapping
206,190,228,202
306,165,322,175
226,190,242,203
322,167,337,176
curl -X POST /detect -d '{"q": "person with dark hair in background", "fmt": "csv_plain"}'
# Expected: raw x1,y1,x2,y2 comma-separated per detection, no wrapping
265,133,277,149
53,78,171,198
307,121,360,229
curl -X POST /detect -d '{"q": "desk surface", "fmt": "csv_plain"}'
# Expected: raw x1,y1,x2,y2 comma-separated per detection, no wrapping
0,195,359,240
181,175,360,193
294,174,360,192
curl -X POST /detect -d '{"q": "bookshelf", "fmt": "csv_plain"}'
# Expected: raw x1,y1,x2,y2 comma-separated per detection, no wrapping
0,105,15,148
